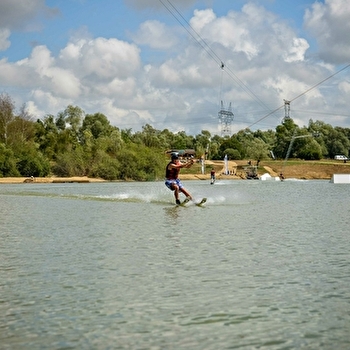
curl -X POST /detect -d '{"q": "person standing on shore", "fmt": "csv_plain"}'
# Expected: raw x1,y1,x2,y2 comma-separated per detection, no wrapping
165,152,194,205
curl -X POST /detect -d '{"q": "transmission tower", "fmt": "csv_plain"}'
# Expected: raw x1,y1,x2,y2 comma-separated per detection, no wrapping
218,101,234,137
283,99,291,121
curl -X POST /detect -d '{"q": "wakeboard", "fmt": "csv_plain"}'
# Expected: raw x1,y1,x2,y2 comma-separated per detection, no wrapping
177,197,191,206
196,197,207,206
176,197,207,207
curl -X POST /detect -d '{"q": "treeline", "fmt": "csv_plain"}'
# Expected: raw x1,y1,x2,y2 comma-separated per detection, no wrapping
1,92,350,180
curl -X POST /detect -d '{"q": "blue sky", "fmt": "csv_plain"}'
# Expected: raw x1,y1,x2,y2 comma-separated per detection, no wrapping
1,0,350,135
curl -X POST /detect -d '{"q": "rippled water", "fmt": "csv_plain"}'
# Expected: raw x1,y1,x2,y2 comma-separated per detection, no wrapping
1,179,350,349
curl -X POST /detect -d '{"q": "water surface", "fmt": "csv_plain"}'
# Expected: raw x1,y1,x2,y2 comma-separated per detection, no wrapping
1,179,350,349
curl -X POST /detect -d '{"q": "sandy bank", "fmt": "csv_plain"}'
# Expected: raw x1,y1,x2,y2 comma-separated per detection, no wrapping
0,176,107,184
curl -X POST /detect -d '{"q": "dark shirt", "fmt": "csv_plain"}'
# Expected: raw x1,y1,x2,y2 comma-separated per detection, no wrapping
166,161,180,180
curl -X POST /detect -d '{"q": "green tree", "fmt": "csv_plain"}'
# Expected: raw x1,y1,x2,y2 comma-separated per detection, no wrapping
297,138,322,160
135,124,163,148
35,115,58,160
254,129,276,150
52,147,86,177
325,128,350,158
63,105,84,133
121,128,133,143
195,130,211,150
105,129,124,156
62,105,84,149
210,135,223,159
219,136,243,159
55,112,66,131
0,93,15,144
171,131,195,150
223,148,241,160
307,120,328,157
89,150,120,180
245,138,270,160
116,144,164,181
0,143,20,177
17,150,50,177
273,118,298,158
81,112,113,139
6,104,35,149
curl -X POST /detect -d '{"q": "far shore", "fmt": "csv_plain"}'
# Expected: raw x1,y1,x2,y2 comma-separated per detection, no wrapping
0,176,107,184
0,174,237,184
1,159,349,184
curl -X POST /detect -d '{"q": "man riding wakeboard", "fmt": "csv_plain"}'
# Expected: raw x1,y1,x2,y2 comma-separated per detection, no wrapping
165,152,194,205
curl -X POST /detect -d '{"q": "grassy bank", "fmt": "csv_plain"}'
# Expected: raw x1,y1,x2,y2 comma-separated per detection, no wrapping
181,159,350,180
259,159,350,180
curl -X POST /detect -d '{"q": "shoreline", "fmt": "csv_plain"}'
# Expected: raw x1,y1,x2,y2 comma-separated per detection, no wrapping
1,159,349,184
0,174,238,184
0,176,107,184
0,173,329,184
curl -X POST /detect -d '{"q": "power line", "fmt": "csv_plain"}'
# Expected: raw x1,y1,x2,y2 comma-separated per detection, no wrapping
293,110,350,118
158,0,271,112
247,63,350,129
158,0,221,66
290,63,350,104
159,0,350,130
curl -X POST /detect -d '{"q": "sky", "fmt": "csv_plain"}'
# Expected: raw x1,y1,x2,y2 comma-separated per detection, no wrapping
0,0,350,136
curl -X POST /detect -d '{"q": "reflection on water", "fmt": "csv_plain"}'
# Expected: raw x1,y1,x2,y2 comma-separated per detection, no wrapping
163,206,181,223
1,180,350,349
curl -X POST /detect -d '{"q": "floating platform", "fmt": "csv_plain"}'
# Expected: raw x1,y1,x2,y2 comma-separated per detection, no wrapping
330,174,350,183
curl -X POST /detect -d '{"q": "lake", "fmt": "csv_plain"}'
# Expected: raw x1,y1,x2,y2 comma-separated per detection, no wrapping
1,179,350,349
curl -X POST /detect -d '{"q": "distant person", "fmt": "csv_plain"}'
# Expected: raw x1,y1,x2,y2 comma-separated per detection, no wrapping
279,173,285,180
165,152,194,205
210,168,216,184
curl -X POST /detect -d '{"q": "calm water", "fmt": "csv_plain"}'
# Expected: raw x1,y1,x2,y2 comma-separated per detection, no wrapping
1,179,350,349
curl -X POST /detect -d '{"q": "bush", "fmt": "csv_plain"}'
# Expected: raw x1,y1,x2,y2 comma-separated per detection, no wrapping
297,140,322,160
17,157,49,177
17,150,50,177
116,145,164,181
224,148,241,160
90,151,120,180
52,150,86,176
0,144,20,177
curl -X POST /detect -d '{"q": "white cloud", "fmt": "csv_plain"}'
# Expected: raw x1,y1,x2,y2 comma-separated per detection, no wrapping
59,41,83,61
0,57,35,87
190,8,216,31
338,81,350,94
28,89,65,116
131,20,178,49
0,28,11,51
12,46,81,98
304,0,350,64
0,31,146,127
59,37,141,80
26,45,54,74
283,37,310,63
